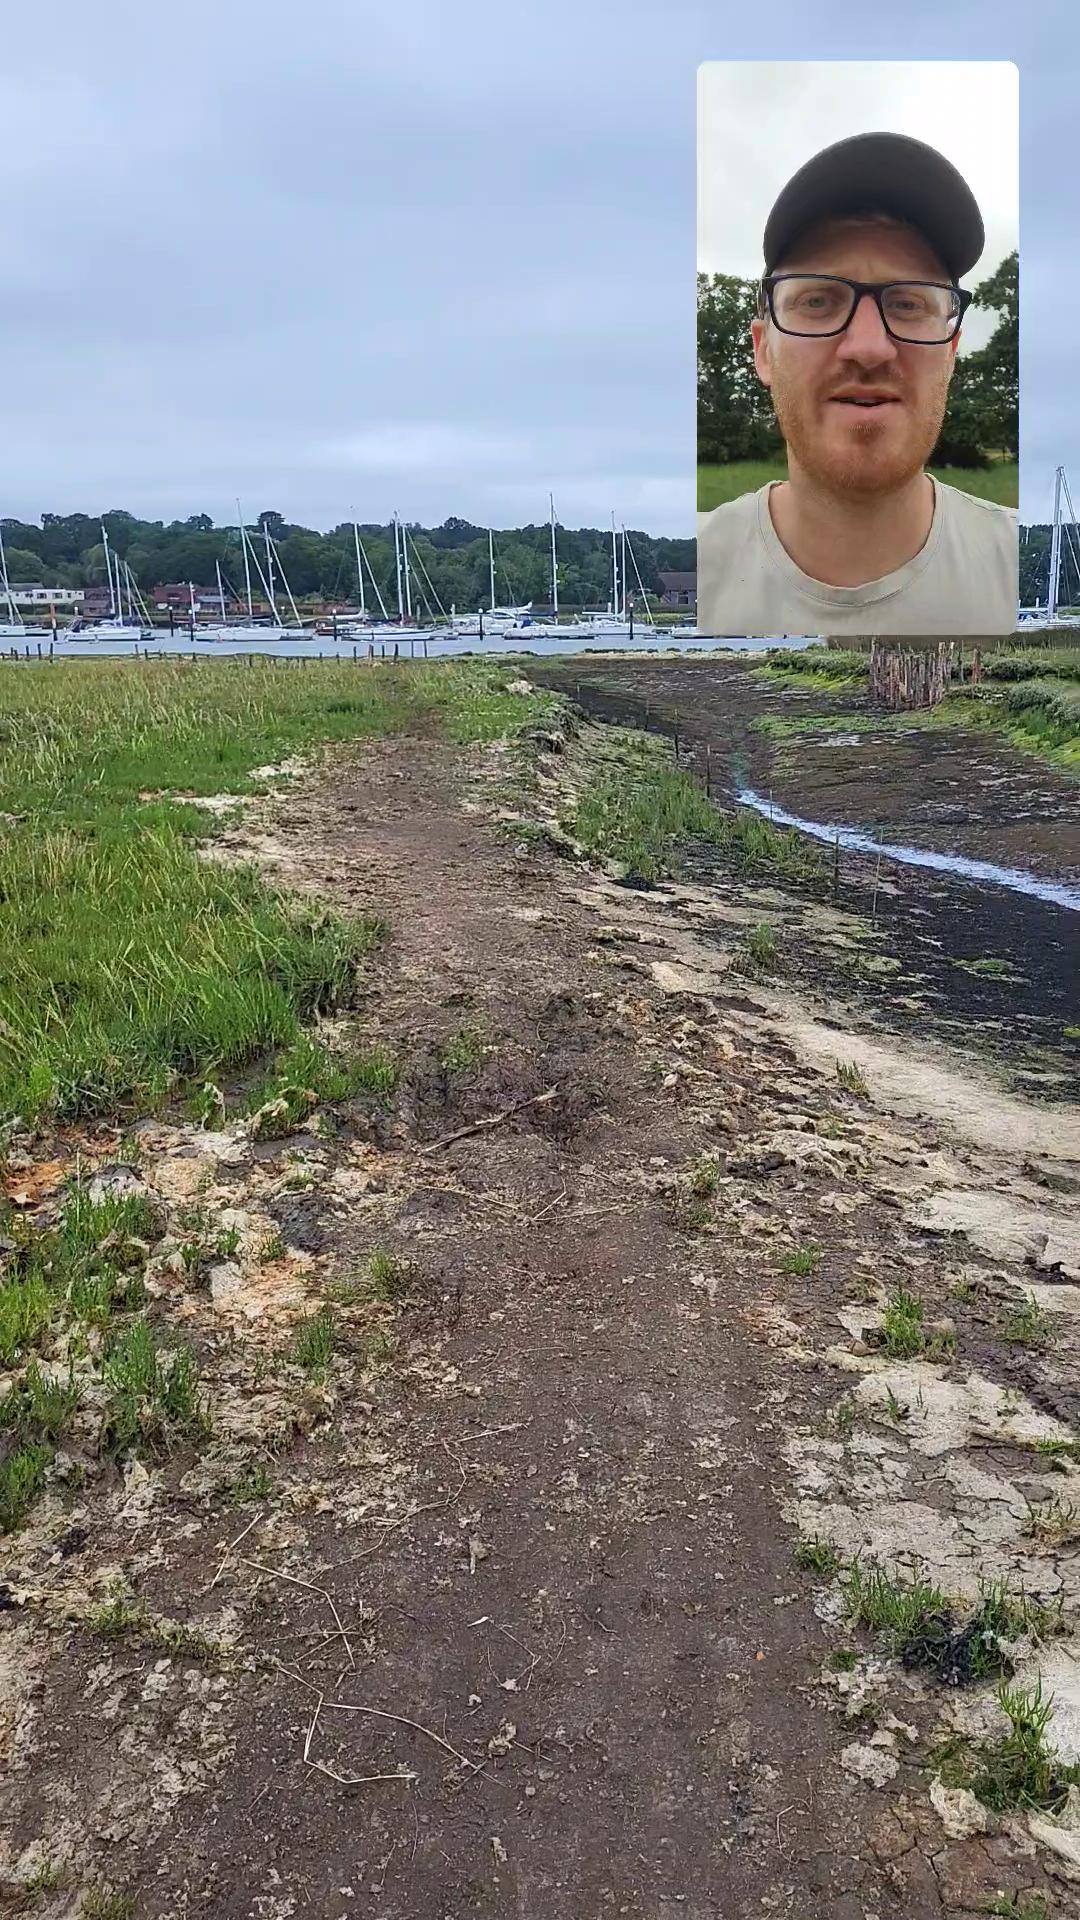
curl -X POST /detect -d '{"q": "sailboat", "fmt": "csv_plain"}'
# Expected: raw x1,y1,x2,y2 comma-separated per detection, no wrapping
76,526,151,637
0,523,27,639
191,507,308,641
495,497,568,640
566,517,657,640
1017,466,1079,628
336,516,435,640
450,529,531,637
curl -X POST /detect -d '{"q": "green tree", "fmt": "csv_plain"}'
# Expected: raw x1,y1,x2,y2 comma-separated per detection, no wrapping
697,273,784,464
933,250,1018,468
1,547,47,581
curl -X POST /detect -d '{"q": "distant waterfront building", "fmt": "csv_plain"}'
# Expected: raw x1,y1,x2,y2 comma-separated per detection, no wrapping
658,571,696,609
153,582,236,612
8,582,84,607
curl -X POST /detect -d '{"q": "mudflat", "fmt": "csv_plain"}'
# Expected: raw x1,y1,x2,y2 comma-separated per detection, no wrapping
2,677,1079,1919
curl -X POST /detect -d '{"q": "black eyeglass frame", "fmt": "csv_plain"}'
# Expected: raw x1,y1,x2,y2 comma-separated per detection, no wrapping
760,274,972,344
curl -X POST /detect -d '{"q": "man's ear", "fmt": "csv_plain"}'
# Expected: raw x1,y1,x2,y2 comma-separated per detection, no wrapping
751,316,772,388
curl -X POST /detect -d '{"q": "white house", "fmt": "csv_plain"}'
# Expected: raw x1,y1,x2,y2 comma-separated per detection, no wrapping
8,582,85,608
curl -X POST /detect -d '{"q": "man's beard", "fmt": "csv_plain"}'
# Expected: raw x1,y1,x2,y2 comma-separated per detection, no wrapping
768,360,952,497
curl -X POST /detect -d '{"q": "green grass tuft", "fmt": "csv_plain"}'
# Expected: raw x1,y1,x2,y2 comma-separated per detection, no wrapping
365,1247,411,1303
844,1560,1063,1685
438,1028,485,1076
1003,1293,1056,1350
880,1287,925,1359
780,1245,820,1278
742,921,779,970
292,1305,337,1377
0,1440,52,1533
794,1534,841,1574
965,1677,1080,1812
81,1886,136,1920
102,1322,206,1455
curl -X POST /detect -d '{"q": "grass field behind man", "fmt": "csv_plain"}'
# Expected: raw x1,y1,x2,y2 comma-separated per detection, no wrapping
697,460,1019,513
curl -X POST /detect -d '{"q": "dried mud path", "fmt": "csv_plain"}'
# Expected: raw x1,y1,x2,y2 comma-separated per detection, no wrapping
4,714,1080,1920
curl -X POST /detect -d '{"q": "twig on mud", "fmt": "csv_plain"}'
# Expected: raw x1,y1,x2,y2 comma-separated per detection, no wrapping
346,1441,469,1563
775,1802,807,1861
526,1185,569,1229
419,1085,561,1156
240,1559,356,1671
208,1513,264,1593
303,1691,418,1789
495,1625,543,1691
276,1660,481,1773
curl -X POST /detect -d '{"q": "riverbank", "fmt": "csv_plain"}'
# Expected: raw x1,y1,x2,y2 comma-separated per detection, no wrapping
2,658,1079,1917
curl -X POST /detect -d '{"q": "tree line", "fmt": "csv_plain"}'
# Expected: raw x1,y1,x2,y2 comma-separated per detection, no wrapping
0,511,695,612
698,251,1018,470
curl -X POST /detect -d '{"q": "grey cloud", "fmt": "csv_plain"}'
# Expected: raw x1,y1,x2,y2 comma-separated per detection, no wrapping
0,0,1072,533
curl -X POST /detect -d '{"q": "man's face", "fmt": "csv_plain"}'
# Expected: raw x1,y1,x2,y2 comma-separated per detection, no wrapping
751,219,960,496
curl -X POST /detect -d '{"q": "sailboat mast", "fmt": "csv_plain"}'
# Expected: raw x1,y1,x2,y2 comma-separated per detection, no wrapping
610,514,618,618
216,561,227,624
393,515,404,620
488,529,496,613
402,523,413,620
101,524,116,618
263,524,278,624
353,521,367,617
0,522,21,624
549,494,558,620
270,536,303,629
1048,465,1063,623
237,502,254,619
620,527,627,620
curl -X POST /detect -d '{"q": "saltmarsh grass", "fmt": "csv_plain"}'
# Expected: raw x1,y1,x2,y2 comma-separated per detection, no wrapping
0,1440,52,1533
965,1676,1080,1812
763,646,871,683
0,657,553,1125
844,1558,1064,1685
0,1178,181,1530
292,1305,338,1376
880,1286,925,1359
102,1322,206,1455
246,1034,402,1136
571,728,818,886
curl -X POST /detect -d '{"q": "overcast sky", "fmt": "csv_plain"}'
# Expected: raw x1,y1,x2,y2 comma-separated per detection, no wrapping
1,4,1072,534
698,63,1018,355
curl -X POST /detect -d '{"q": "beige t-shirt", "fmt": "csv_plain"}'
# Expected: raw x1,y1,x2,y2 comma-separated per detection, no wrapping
696,478,1018,638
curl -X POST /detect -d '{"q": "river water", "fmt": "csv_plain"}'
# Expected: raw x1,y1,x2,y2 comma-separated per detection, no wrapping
530,658,1080,1082
3,632,809,664
737,788,1080,914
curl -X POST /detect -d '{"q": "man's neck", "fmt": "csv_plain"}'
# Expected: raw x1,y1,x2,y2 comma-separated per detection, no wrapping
766,465,936,587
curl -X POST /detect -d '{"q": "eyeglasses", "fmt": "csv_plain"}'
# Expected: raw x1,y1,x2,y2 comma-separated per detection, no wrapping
761,274,971,344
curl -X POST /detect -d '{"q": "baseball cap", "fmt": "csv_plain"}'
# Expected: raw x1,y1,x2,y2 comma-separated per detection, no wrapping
763,132,985,282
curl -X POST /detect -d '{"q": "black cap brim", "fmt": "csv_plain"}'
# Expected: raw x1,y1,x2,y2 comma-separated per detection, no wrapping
763,132,984,282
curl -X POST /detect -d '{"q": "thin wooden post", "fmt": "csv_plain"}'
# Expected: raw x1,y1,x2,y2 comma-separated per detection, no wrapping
871,826,884,924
